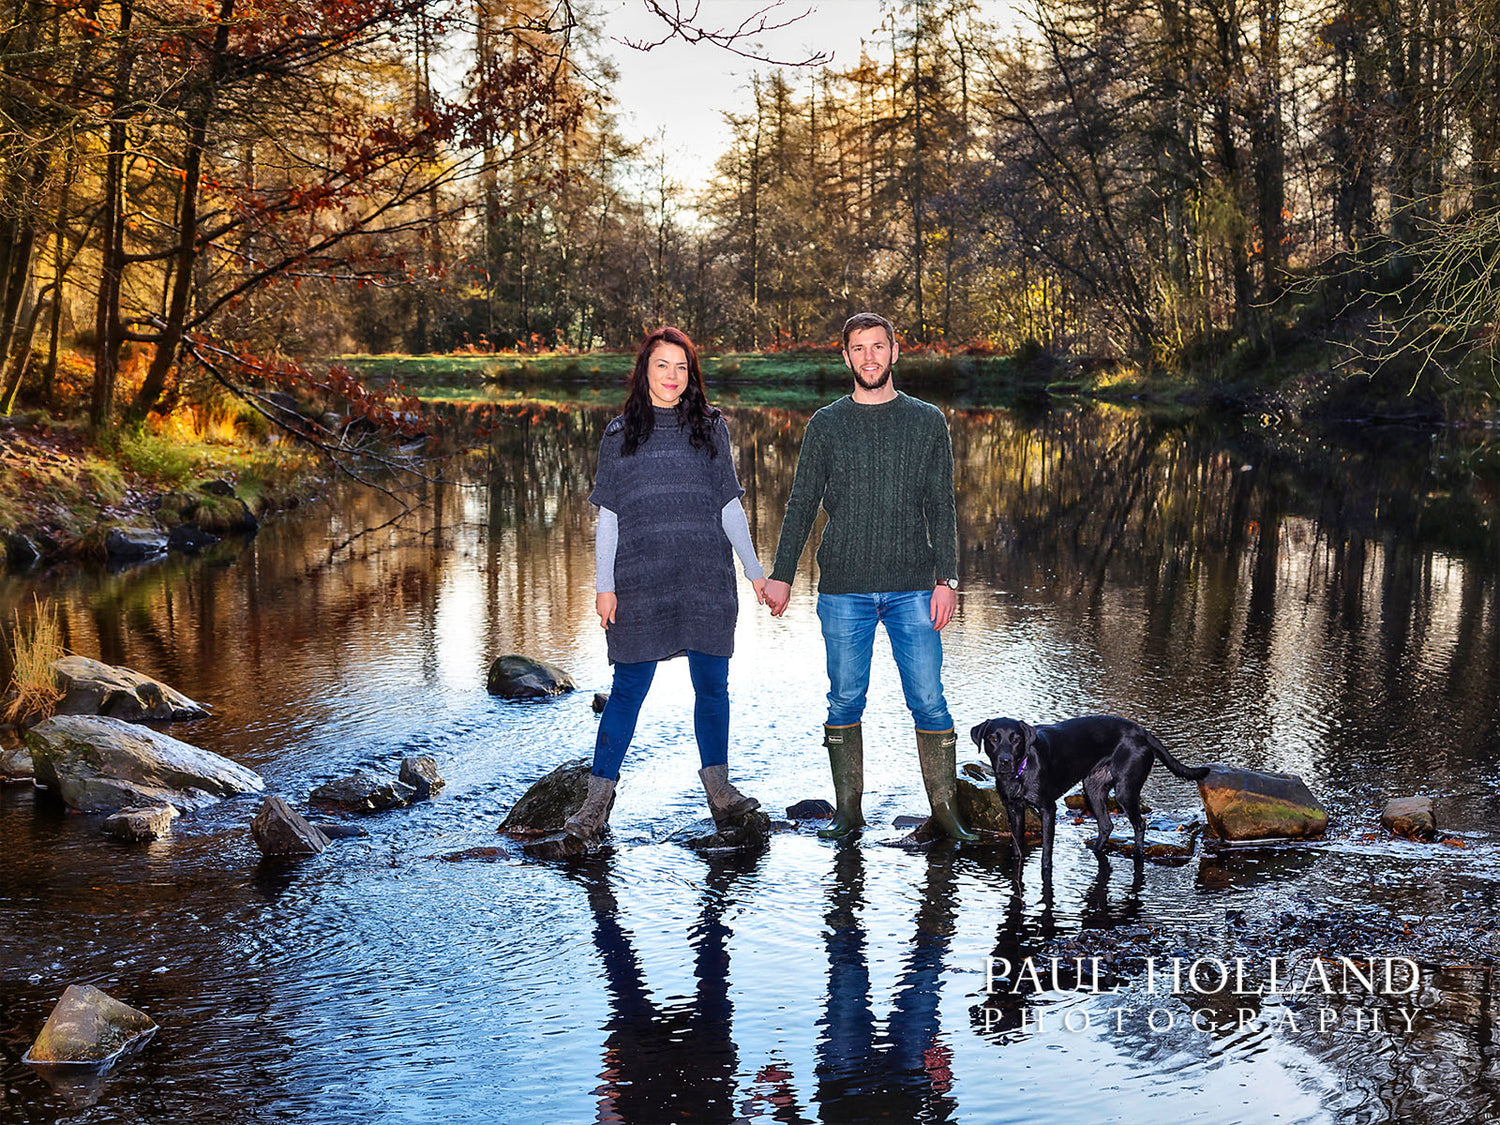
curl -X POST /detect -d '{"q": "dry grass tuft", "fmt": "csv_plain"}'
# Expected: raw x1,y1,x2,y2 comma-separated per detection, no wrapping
4,596,64,724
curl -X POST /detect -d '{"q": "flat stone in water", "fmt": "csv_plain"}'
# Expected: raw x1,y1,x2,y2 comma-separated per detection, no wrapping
676,810,772,853
102,805,178,843
785,798,834,820
1198,764,1328,840
309,772,415,813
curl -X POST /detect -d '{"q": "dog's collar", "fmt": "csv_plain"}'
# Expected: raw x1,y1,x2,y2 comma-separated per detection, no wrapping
1014,757,1028,779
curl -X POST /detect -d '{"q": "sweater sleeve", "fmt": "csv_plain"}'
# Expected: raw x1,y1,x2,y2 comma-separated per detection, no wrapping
924,412,959,584
595,506,619,594
721,498,764,580
769,412,829,584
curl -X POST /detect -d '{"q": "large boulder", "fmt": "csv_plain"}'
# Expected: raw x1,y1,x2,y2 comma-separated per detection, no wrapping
499,758,596,835
1381,796,1436,841
25,714,263,812
398,755,445,801
102,805,178,843
251,796,330,856
23,985,157,1068
309,772,415,813
52,656,209,722
1198,765,1328,841
486,655,575,700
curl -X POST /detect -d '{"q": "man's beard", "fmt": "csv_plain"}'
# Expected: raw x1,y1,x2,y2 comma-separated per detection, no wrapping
853,365,892,391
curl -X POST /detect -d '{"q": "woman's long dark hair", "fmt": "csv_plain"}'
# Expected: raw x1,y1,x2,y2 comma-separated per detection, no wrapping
621,326,720,458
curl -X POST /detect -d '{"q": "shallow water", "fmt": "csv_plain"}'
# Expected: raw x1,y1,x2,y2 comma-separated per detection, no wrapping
1,398,1498,1124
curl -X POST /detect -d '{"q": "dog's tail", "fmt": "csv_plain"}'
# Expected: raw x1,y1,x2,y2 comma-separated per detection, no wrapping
1146,731,1211,781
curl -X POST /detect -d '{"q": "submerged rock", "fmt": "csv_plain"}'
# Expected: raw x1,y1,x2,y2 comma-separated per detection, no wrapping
52,655,209,722
486,654,576,700
26,714,263,812
521,832,591,860
309,772,415,813
252,796,331,856
0,743,34,781
786,798,835,820
499,758,595,836
398,755,445,801
1197,765,1328,841
1065,792,1151,815
102,805,178,843
166,524,220,555
24,985,157,1067
5,532,40,569
676,809,772,853
104,527,167,563
1381,796,1437,841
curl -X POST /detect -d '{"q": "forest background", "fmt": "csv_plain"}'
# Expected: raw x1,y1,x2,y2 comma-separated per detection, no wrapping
2,0,1499,437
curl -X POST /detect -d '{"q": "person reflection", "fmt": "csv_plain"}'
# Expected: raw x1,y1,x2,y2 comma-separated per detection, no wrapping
573,851,757,1125
815,847,960,1123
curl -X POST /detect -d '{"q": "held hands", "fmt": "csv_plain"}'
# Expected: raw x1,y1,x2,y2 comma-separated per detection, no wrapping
596,592,617,629
763,579,791,617
930,585,956,631
751,577,767,605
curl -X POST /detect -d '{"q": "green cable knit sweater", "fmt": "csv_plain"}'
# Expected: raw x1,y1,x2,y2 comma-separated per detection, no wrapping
769,391,959,594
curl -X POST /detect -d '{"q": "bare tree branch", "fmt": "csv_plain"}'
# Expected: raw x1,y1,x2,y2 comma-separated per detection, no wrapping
619,1,830,66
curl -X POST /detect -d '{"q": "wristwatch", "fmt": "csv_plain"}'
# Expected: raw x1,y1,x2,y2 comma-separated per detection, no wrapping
942,578,959,590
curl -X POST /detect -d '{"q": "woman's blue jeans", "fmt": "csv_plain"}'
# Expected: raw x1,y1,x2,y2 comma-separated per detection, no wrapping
592,651,730,780
816,590,951,732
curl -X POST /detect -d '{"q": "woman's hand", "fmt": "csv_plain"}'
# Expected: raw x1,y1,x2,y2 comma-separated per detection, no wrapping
751,577,766,605
596,592,617,629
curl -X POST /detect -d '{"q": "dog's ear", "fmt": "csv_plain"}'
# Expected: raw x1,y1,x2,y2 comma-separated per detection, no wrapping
970,721,989,747
1018,721,1035,753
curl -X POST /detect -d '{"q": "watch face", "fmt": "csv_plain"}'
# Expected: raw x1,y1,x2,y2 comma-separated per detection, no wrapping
945,579,959,589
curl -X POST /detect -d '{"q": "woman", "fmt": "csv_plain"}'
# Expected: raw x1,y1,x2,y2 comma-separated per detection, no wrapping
564,326,766,843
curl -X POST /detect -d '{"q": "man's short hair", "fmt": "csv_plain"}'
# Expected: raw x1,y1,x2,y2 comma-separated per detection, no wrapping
841,312,896,351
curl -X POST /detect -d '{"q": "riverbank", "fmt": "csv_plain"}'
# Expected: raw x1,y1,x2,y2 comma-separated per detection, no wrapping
339,338,1498,423
0,410,320,567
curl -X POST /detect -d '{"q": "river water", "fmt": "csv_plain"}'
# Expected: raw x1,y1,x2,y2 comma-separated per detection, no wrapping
1,393,1497,1124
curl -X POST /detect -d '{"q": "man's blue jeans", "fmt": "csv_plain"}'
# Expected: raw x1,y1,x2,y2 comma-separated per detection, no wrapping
591,651,730,780
816,591,951,732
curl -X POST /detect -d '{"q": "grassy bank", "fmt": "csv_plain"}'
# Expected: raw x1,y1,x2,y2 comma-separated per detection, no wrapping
0,407,320,565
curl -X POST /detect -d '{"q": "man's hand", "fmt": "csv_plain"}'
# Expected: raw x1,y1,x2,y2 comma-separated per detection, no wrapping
596,592,617,629
751,577,767,605
930,585,956,631
763,579,792,617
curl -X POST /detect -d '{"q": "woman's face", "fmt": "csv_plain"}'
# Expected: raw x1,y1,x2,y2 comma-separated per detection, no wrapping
646,342,690,409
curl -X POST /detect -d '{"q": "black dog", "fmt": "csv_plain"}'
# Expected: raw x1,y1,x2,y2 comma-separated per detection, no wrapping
970,716,1210,883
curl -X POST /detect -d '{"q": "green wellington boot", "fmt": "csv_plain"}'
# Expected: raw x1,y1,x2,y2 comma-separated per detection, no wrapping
818,723,865,839
916,728,979,842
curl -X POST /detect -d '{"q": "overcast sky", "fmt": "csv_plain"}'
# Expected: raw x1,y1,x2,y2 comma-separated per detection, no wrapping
594,0,892,192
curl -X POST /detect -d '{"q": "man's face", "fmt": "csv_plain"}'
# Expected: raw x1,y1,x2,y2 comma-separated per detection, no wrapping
842,326,898,392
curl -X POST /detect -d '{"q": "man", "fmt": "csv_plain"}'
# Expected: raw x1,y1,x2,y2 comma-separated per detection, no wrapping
763,312,976,842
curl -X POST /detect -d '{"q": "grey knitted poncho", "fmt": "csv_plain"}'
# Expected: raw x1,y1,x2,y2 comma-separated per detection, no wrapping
589,407,745,664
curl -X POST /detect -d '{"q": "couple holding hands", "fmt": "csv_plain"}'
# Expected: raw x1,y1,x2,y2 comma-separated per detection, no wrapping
564,313,977,846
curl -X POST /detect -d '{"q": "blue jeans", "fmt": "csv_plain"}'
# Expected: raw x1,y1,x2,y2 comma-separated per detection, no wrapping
591,651,730,780
817,591,951,731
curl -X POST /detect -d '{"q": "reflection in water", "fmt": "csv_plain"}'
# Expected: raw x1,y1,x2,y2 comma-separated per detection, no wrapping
816,846,959,1124
1,399,1498,1124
